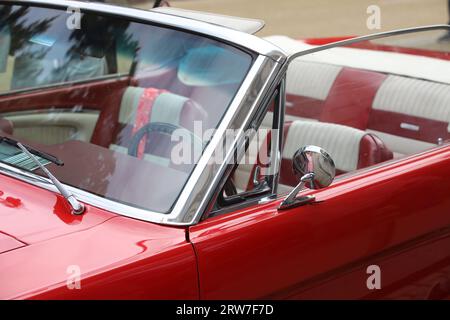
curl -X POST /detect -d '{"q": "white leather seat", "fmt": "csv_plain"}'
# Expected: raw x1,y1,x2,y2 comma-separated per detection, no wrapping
368,75,450,158
110,87,207,167
279,120,392,190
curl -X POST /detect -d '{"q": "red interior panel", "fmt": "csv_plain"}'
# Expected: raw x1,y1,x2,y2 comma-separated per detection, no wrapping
0,77,131,148
320,68,387,130
0,77,130,113
285,95,324,120
368,110,450,144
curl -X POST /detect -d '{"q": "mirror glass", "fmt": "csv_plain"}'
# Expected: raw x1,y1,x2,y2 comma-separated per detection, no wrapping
292,145,336,189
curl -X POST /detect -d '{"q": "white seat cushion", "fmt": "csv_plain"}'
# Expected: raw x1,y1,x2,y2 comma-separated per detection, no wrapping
283,120,366,172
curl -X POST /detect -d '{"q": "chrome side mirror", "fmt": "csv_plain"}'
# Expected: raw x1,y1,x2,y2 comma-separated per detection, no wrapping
279,145,335,210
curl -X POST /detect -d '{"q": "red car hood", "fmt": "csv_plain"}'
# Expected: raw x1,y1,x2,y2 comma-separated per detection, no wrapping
0,231,25,254
0,173,191,300
0,173,116,248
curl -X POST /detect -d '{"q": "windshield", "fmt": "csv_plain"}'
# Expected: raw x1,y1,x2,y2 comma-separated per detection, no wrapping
0,3,253,213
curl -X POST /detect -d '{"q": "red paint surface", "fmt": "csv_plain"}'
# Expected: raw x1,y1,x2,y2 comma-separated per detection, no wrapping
1,135,449,299
0,174,115,244
0,174,197,299
303,36,356,45
190,146,450,299
0,231,25,254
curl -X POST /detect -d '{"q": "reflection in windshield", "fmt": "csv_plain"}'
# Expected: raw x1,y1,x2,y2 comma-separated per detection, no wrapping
0,4,253,213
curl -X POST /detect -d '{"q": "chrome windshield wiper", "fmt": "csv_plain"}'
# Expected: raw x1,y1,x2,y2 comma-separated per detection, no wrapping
16,142,85,215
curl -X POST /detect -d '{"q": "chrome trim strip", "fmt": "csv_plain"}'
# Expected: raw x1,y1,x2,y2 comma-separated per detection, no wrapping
288,24,450,62
270,77,286,195
0,0,286,63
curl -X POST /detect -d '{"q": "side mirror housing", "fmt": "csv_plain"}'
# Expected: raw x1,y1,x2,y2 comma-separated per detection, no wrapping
279,145,335,210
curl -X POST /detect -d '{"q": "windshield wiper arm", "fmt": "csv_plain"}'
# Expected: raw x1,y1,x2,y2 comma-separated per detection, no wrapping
16,142,85,215
0,136,64,166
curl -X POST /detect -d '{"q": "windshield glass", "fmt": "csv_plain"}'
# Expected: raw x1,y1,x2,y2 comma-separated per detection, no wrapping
0,3,253,213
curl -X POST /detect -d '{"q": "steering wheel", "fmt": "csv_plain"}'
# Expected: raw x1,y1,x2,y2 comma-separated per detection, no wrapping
128,122,203,159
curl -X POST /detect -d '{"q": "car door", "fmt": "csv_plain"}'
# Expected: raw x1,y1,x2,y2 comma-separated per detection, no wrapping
190,146,450,299
189,26,450,299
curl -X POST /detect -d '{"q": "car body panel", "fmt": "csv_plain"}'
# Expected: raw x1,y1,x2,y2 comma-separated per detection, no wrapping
0,216,197,299
189,146,450,299
0,231,25,253
0,174,116,244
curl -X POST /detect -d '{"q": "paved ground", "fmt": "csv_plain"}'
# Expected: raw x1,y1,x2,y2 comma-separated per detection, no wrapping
131,0,448,38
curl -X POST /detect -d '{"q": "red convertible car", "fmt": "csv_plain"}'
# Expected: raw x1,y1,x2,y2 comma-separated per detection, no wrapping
0,0,449,299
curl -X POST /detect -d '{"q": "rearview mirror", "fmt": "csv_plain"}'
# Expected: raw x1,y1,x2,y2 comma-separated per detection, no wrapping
279,145,335,210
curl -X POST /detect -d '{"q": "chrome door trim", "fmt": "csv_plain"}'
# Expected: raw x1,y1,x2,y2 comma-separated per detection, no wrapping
1,0,286,63
270,77,285,196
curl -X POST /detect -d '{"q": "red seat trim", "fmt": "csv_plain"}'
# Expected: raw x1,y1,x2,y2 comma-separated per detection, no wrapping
368,110,450,144
320,68,387,130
